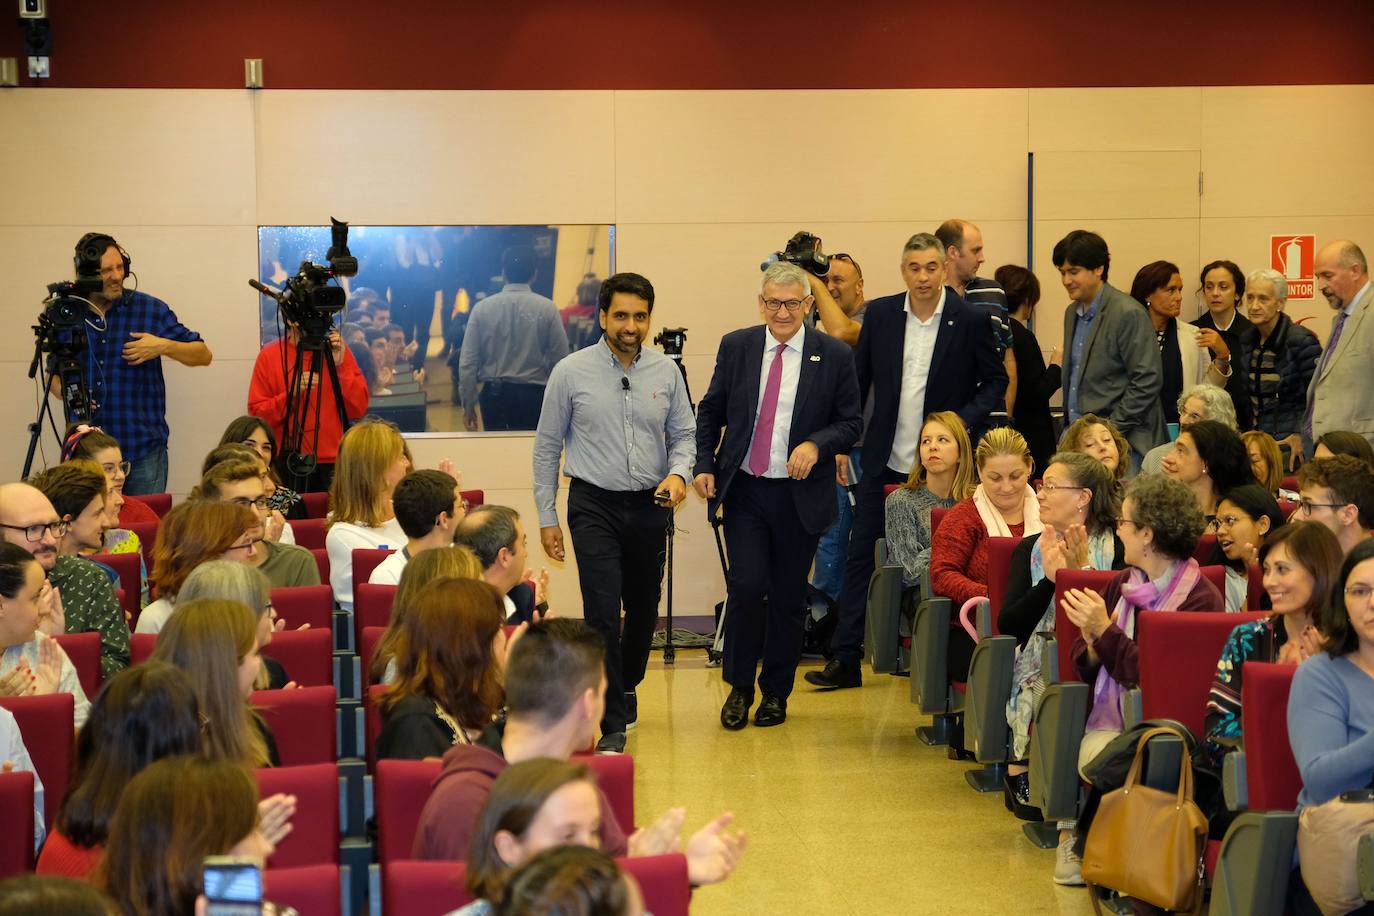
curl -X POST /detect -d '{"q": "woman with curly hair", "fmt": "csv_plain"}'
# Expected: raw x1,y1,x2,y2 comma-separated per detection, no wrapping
1059,414,1129,486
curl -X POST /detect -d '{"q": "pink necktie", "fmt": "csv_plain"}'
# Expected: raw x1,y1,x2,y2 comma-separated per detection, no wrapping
749,344,786,476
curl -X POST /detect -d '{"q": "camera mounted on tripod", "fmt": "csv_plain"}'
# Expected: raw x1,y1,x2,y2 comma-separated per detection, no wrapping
251,218,358,341
654,327,687,357
761,231,830,278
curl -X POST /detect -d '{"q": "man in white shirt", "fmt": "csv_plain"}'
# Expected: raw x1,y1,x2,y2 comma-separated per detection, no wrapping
368,469,466,586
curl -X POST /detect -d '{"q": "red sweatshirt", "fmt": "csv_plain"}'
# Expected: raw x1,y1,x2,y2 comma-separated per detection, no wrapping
247,339,369,463
929,498,1025,607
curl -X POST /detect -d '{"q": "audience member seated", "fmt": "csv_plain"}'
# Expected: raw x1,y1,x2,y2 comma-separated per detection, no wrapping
61,425,159,527
192,459,319,589
1243,430,1296,499
203,442,297,545
1161,418,1254,522
1202,522,1341,771
1141,382,1238,475
0,875,116,914
37,662,203,878
370,469,467,586
929,427,1043,681
138,501,260,634
150,598,279,767
1313,429,1374,468
1059,414,1129,488
0,542,90,726
998,451,1122,816
218,414,302,519
376,578,507,760
95,756,292,916
1235,268,1320,456
372,546,485,684
884,411,975,591
1129,261,1230,430
325,419,411,611
482,845,643,916
1054,474,1219,885
18,473,130,676
1295,455,1374,555
1288,539,1374,916
1207,484,1288,610
999,265,1062,476
456,759,743,915
179,561,294,690
455,506,548,623
0,704,43,854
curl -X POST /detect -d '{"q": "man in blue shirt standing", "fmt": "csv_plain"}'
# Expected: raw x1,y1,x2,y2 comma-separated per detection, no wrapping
74,234,212,494
532,272,695,754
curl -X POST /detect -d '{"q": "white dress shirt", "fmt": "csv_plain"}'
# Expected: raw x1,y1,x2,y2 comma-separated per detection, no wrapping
887,288,947,474
744,326,805,478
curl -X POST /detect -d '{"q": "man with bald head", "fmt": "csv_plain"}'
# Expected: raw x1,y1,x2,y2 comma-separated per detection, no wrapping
0,482,129,676
1304,240,1374,455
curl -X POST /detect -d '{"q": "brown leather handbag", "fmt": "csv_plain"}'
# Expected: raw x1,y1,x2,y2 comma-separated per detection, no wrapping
1081,725,1209,913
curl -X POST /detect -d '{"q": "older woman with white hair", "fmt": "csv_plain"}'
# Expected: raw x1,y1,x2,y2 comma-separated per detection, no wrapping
177,560,294,689
1234,268,1322,466
1140,382,1238,475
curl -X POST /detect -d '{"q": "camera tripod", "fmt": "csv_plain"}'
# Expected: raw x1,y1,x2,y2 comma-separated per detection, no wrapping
275,329,351,494
22,313,93,479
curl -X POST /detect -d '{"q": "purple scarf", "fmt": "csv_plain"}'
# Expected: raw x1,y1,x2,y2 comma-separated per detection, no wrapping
1085,559,1202,732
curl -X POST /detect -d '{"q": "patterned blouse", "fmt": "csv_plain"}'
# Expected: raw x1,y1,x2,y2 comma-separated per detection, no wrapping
884,486,957,589
1202,615,1288,769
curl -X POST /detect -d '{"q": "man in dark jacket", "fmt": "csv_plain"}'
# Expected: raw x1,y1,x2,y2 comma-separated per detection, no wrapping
1236,268,1320,464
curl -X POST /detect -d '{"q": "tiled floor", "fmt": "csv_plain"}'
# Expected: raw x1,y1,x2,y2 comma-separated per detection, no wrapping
628,653,1098,916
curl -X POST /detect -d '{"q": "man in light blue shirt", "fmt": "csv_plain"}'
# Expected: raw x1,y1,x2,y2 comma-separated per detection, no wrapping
532,272,695,753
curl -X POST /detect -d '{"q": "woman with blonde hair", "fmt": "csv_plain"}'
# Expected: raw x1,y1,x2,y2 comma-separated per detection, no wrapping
929,426,1043,681
371,545,484,684
884,411,976,589
325,419,411,611
150,597,278,767
137,501,259,634
1241,430,1288,497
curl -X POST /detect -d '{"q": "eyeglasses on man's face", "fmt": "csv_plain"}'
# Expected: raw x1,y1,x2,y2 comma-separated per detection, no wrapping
230,496,272,510
1298,499,1346,516
762,297,810,312
0,521,69,542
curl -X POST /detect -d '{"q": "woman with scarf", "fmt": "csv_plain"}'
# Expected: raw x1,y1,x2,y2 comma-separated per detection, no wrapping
929,427,1043,682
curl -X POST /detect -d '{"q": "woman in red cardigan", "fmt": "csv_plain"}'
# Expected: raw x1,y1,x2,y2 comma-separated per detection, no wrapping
929,426,1043,681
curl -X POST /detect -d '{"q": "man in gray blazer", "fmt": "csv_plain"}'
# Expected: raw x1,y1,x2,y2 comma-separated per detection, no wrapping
1055,230,1165,464
1304,239,1374,455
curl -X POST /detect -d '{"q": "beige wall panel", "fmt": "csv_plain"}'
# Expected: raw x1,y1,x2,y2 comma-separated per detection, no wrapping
1201,86,1374,219
1034,151,1201,221
0,89,256,226
1029,87,1201,152
0,360,67,479
1199,216,1374,335
614,90,1029,224
254,91,617,225
164,358,256,495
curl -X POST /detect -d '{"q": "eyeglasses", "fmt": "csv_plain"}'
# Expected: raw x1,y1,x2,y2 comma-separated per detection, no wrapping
226,537,263,553
1207,514,1247,532
230,496,271,510
100,461,132,477
0,521,69,542
762,297,810,312
1298,499,1347,516
1116,517,1143,531
1179,410,1206,425
1034,481,1088,495
1344,585,1374,604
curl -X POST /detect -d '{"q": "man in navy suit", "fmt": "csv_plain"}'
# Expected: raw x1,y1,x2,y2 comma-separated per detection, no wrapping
808,232,1007,690
694,262,862,729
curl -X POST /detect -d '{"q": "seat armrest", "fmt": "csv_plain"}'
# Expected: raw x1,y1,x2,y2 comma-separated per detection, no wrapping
1359,833,1374,902
1223,751,1247,812
1041,637,1059,684
1123,687,1142,729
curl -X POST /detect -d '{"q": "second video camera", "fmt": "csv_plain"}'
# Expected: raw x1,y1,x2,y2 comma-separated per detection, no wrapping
761,231,829,278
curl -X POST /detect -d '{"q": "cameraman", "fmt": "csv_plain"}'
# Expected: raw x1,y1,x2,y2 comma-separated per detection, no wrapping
248,322,370,494
66,234,212,495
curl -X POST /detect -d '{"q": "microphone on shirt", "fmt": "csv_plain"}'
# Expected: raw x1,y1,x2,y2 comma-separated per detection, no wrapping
621,377,630,392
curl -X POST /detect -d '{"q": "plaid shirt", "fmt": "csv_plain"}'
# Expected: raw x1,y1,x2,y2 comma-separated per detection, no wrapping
85,290,202,460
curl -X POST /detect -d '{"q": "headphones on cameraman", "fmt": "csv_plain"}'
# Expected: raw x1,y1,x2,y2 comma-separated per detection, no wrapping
74,232,132,277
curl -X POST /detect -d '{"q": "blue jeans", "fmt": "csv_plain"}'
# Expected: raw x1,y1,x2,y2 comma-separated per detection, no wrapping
811,447,861,601
124,445,169,496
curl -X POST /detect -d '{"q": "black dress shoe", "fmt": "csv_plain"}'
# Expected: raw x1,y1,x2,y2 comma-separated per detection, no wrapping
720,688,753,730
754,695,787,727
803,658,862,689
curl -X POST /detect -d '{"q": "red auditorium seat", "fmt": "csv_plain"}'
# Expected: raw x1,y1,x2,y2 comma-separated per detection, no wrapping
1136,611,1266,736
252,686,337,766
1241,662,1302,811
300,492,330,518
461,489,484,509
375,758,442,864
930,507,949,538
265,864,341,916
130,632,157,666
360,626,386,693
581,753,636,835
364,684,387,771
310,548,330,584
270,585,334,632
1278,498,1297,520
352,548,394,597
51,631,101,698
0,771,35,878
1246,564,1264,610
261,628,333,688
1051,568,1117,683
90,551,142,624
256,764,340,869
355,583,396,648
1199,565,1229,605
0,694,74,829
140,492,173,517
1279,475,1297,494
1193,533,1220,563
127,520,158,569
292,518,327,551
985,536,1022,625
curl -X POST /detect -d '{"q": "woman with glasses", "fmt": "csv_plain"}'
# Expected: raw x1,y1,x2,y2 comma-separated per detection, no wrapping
1202,522,1341,773
1287,538,1374,916
61,424,159,527
0,542,90,726
137,501,259,634
1205,484,1288,611
997,451,1122,819
1161,418,1255,521
191,458,320,589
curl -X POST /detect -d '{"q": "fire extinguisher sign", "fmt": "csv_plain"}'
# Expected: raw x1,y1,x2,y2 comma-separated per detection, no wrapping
1271,235,1316,299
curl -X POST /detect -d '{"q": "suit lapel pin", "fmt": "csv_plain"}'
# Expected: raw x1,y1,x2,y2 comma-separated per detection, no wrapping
809,355,821,362
946,320,954,326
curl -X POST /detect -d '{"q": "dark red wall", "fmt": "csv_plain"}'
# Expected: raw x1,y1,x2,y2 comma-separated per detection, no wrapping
5,0,1373,89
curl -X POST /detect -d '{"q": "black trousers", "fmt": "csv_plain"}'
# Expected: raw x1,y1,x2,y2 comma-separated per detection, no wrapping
567,478,670,735
479,381,545,430
832,466,907,663
721,473,822,700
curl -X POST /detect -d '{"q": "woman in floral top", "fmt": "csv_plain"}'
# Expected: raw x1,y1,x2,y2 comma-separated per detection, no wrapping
1202,521,1342,769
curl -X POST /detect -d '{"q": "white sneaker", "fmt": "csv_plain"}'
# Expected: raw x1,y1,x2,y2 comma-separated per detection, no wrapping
1053,834,1085,886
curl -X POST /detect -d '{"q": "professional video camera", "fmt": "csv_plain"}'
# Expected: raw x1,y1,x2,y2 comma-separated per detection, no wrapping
761,231,829,278
654,327,687,358
250,218,358,339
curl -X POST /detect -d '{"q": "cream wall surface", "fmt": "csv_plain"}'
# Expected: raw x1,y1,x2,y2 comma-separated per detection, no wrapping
2,85,1371,618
